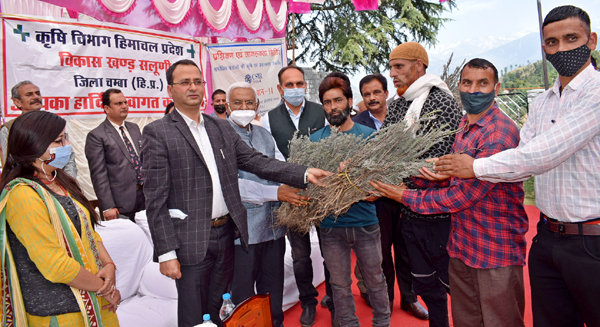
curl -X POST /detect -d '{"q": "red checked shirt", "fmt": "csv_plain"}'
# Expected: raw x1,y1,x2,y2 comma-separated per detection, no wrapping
401,104,529,269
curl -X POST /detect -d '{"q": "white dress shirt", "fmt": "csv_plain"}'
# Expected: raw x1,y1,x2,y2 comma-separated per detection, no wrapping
261,100,328,135
108,119,139,156
473,65,600,222
159,109,229,263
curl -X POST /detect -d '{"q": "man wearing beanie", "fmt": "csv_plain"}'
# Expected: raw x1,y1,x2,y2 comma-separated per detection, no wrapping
378,42,462,327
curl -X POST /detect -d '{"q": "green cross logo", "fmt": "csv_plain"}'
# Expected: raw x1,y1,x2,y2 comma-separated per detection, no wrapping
187,44,196,59
13,24,30,42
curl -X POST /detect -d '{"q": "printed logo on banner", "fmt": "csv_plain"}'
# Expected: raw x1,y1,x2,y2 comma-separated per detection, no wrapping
2,16,205,119
208,43,285,116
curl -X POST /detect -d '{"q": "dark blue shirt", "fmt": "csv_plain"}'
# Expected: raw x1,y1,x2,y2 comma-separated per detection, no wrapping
309,123,378,228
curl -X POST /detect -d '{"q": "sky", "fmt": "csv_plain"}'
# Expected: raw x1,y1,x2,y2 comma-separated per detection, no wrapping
347,0,600,101
434,0,600,49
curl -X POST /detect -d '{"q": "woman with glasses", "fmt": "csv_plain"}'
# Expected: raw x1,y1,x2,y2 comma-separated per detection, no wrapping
0,110,120,326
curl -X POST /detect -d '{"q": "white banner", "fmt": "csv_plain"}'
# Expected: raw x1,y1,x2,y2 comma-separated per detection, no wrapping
208,42,285,116
2,14,204,120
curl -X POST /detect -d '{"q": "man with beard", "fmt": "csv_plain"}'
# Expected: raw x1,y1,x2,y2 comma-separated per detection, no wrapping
378,42,462,327
372,58,528,327
352,74,427,319
309,75,390,327
1,80,77,178
209,89,228,119
142,59,331,327
432,6,600,326
226,82,308,327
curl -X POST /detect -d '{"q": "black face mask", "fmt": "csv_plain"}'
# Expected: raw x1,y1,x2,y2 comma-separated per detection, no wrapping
213,104,227,114
546,43,591,77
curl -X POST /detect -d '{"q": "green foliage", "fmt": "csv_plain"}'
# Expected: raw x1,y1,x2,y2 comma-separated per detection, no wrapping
523,176,535,206
592,50,600,68
288,0,456,74
276,113,455,233
501,60,558,90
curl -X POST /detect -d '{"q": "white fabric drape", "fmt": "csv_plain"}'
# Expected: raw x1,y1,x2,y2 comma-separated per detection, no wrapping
197,0,233,31
98,0,136,13
265,0,287,33
151,0,192,25
236,0,263,32
0,0,67,17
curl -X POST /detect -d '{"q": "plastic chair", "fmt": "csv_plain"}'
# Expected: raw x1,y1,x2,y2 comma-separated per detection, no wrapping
222,294,274,327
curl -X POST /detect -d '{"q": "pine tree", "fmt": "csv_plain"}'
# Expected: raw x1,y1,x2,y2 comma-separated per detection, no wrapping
288,0,456,74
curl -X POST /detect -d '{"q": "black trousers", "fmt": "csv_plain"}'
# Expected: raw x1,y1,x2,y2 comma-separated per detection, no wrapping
288,228,334,311
402,216,450,327
377,198,417,305
231,238,286,327
529,215,600,327
176,219,235,327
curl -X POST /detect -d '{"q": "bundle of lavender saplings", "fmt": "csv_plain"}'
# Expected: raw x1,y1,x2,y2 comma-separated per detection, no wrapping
275,113,455,234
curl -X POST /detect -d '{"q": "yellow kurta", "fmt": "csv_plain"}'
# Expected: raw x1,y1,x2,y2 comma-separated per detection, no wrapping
5,185,119,327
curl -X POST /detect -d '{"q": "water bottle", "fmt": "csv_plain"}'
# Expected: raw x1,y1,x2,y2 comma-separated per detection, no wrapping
197,314,217,326
219,293,236,320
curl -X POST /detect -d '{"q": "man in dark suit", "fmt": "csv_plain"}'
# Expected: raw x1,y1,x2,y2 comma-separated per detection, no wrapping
352,75,428,320
353,74,388,130
85,88,144,221
261,66,333,327
142,59,329,327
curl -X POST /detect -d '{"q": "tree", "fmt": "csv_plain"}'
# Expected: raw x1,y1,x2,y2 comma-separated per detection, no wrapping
592,50,600,69
440,53,464,106
288,0,456,74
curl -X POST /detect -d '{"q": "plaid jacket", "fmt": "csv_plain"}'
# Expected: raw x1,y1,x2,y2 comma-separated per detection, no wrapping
142,110,307,265
402,105,528,268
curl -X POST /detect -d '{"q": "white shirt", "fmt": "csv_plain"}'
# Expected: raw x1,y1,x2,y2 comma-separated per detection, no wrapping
108,119,139,156
235,123,285,204
261,100,328,135
262,99,305,132
473,65,600,222
159,109,229,263
368,111,383,131
238,180,280,205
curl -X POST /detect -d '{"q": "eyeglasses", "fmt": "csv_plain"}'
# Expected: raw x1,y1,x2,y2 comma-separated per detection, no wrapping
171,80,207,87
53,133,69,146
230,100,259,109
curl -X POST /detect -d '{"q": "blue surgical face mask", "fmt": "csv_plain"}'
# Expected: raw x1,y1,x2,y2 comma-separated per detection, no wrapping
283,88,305,106
460,87,497,115
41,144,72,169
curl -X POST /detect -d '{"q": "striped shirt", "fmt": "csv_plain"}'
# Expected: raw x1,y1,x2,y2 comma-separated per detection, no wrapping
473,65,600,222
402,105,528,268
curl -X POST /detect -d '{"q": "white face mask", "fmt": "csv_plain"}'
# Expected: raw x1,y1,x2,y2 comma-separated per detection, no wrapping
230,110,256,127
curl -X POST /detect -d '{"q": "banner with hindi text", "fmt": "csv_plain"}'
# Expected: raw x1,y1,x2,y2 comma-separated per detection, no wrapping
2,14,205,120
207,42,285,116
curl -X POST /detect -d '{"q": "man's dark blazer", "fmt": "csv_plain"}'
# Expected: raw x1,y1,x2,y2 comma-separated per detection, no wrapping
352,110,377,130
141,110,307,265
85,119,142,213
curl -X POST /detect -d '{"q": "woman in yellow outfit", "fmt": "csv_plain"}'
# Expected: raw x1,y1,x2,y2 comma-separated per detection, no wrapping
0,110,120,327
